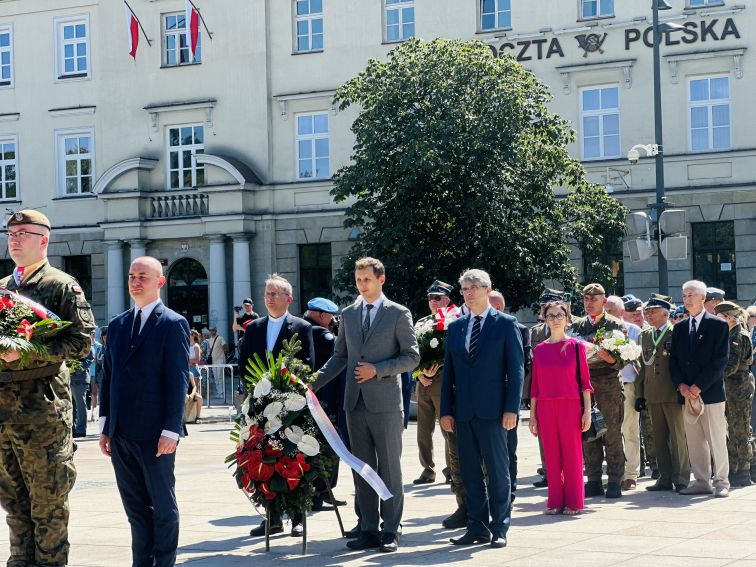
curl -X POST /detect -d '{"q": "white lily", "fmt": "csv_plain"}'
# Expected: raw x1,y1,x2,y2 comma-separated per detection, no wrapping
253,377,272,399
285,425,304,444
298,434,320,456
284,393,306,412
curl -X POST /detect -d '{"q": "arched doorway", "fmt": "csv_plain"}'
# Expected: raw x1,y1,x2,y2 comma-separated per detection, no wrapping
167,258,208,331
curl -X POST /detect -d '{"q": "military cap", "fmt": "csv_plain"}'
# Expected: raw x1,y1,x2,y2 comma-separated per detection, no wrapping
672,305,687,317
307,297,339,314
713,301,743,318
684,397,705,425
644,294,671,311
621,293,643,312
705,287,725,302
582,283,606,296
242,298,254,305
6,209,51,230
538,288,570,305
427,280,453,296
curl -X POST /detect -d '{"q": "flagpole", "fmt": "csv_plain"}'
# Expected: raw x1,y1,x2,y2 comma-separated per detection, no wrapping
124,0,152,46
187,0,213,39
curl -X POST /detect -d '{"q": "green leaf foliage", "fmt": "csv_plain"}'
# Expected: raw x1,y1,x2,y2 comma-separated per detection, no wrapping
331,38,627,314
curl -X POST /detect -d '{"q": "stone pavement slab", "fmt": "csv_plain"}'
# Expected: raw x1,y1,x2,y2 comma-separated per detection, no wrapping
1,415,755,566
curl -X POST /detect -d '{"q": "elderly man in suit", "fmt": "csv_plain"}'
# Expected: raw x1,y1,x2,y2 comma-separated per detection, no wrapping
99,256,190,567
313,257,419,553
670,280,730,497
239,274,314,538
440,269,524,549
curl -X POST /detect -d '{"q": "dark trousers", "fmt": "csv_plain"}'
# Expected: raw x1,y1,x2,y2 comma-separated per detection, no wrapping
71,380,89,436
112,434,179,567
507,417,519,497
457,417,511,537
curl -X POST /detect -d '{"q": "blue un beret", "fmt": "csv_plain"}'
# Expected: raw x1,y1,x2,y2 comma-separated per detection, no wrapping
307,297,339,315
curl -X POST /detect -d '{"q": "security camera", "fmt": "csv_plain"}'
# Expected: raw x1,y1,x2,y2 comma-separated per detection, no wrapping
627,148,640,164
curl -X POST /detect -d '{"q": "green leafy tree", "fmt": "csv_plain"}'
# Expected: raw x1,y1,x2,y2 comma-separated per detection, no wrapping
331,38,626,315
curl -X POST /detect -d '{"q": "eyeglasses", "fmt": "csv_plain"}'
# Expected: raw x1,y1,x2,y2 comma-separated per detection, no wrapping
460,285,482,295
545,313,566,321
264,291,288,299
428,294,444,301
6,230,46,240
673,314,686,320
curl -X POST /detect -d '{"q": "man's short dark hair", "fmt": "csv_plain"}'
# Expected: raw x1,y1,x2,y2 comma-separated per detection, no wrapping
354,257,385,278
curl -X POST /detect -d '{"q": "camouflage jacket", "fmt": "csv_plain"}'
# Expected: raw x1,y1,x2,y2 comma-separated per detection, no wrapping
0,260,96,424
570,312,626,381
724,325,754,382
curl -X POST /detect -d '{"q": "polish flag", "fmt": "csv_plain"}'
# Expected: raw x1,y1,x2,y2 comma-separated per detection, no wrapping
124,4,139,59
185,1,200,58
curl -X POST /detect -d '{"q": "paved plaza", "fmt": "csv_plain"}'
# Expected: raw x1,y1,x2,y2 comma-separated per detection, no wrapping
4,410,756,566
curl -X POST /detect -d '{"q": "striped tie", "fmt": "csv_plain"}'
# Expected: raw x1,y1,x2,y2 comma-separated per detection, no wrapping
469,316,482,357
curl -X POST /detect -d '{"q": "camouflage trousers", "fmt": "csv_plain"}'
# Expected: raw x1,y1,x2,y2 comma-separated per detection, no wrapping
725,374,755,473
584,376,625,484
0,420,76,566
444,427,467,510
640,407,657,471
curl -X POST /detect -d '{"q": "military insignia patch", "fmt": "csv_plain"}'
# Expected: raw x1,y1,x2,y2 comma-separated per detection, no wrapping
13,212,23,221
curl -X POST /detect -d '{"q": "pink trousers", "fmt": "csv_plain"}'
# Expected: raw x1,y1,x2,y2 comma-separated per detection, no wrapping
537,398,585,510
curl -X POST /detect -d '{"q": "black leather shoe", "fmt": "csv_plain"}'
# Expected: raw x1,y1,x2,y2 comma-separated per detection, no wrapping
651,469,660,479
450,531,491,545
442,508,468,529
290,522,303,537
380,532,399,552
311,499,329,511
343,524,361,539
413,475,435,485
490,534,507,548
605,482,622,499
674,483,687,493
537,467,545,476
249,520,283,537
584,481,604,497
346,532,381,550
645,482,673,492
533,478,548,488
323,495,347,506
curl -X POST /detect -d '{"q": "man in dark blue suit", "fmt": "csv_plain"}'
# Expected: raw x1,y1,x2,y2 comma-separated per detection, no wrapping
238,274,314,538
99,256,190,567
441,270,524,549
670,280,730,497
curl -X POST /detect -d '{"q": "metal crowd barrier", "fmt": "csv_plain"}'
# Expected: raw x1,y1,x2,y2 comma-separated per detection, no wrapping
197,364,237,408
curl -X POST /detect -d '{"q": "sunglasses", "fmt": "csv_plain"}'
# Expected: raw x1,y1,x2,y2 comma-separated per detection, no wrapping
428,294,445,301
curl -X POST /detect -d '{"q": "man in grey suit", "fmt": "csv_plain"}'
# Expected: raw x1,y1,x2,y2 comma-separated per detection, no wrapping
313,257,420,553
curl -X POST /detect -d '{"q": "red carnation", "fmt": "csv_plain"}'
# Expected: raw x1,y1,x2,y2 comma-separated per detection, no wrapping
436,321,445,331
16,319,33,341
0,297,14,310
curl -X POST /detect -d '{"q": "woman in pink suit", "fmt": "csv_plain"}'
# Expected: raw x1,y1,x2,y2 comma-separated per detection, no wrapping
529,302,593,515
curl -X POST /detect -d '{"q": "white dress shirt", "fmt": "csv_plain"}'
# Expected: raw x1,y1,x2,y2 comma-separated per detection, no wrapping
266,312,289,352
465,306,494,351
689,309,705,335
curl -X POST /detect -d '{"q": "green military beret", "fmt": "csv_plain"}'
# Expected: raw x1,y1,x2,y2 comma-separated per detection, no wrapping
714,301,743,318
7,209,51,230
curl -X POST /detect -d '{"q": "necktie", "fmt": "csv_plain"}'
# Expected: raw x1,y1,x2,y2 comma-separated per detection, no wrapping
689,317,697,348
130,309,142,346
362,304,374,342
469,316,482,357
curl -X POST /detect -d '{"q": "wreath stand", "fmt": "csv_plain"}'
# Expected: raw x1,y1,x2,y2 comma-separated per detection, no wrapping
261,477,345,555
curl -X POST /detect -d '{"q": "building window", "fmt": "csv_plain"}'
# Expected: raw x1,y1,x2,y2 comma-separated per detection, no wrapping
55,16,89,79
692,221,736,299
385,0,414,43
688,0,723,6
56,129,94,195
0,25,13,87
481,0,511,31
580,85,620,160
296,113,329,179
582,0,614,19
689,76,730,152
583,236,624,297
167,125,204,189
163,13,201,66
64,255,92,300
0,136,17,201
295,0,323,52
299,243,332,307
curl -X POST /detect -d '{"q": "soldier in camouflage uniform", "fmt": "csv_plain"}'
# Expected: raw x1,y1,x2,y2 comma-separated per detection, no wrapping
0,210,96,566
571,283,627,499
714,301,755,487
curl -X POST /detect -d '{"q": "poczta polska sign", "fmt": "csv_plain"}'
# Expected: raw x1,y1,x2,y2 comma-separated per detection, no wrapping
489,17,741,61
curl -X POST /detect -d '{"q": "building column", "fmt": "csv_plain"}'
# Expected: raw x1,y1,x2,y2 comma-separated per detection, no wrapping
106,240,126,320
129,239,150,262
231,234,252,307
208,235,229,343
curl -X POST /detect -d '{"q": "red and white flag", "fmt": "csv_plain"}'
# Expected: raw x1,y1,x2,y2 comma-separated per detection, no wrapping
185,0,200,58
124,3,139,59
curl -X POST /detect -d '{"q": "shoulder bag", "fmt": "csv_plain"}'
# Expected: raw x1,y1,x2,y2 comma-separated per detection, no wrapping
575,340,607,442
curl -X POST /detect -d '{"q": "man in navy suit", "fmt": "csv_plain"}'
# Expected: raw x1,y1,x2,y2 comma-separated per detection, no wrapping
670,279,730,497
441,269,524,549
238,274,314,538
99,256,190,567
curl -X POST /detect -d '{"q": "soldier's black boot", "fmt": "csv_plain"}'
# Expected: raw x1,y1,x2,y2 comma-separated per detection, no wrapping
605,482,622,498
733,471,752,487
442,507,468,529
584,481,604,497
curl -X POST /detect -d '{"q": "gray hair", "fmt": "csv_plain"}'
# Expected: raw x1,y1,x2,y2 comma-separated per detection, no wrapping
606,295,625,313
682,280,707,296
459,269,492,289
265,273,293,296
201,327,211,339
489,290,504,301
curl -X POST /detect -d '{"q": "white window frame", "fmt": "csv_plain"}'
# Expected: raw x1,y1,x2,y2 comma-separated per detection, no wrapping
580,84,621,161
166,124,205,189
162,12,201,67
480,0,512,32
0,135,18,201
0,24,14,88
384,0,415,43
295,0,324,53
296,112,330,180
581,0,614,19
55,128,95,196
688,75,731,153
54,15,90,81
